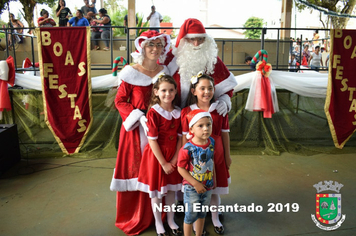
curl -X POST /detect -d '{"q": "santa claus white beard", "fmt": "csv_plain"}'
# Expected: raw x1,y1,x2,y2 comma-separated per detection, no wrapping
175,37,218,85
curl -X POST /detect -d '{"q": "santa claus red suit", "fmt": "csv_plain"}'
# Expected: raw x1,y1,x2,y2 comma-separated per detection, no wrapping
164,18,237,111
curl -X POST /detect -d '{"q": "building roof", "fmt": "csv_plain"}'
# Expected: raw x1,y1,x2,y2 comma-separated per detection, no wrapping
206,24,245,39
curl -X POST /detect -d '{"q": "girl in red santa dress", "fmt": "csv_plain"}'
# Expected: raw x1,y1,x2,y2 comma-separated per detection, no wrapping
109,30,171,235
181,72,231,235
137,74,183,236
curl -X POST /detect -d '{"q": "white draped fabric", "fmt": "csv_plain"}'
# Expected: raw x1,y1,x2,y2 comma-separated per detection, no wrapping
13,70,329,98
233,70,328,98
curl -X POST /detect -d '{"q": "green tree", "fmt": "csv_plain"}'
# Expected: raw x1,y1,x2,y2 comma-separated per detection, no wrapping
106,0,149,37
295,0,356,29
136,13,150,36
0,19,6,38
162,15,171,23
104,0,128,37
0,0,57,28
110,9,127,37
243,17,264,39
104,0,120,13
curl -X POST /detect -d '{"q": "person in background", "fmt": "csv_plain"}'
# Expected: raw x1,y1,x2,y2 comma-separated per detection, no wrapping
86,12,100,50
147,5,162,32
301,44,310,66
289,37,294,55
124,14,138,27
67,10,89,27
86,11,98,30
37,9,56,27
303,38,310,50
312,29,320,49
325,54,330,69
292,44,301,62
124,13,138,34
7,13,24,47
56,0,72,26
308,45,323,72
245,56,258,71
92,8,111,51
81,0,90,16
289,53,298,72
88,0,97,15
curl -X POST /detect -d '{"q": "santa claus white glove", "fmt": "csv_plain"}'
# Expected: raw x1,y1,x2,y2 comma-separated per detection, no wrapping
139,116,149,136
216,94,232,117
216,100,228,117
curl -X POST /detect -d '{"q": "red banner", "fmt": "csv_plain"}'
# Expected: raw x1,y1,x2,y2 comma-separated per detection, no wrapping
325,29,356,148
37,27,92,154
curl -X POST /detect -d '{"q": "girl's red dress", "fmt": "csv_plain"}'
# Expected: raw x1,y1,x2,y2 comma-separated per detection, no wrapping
137,104,183,199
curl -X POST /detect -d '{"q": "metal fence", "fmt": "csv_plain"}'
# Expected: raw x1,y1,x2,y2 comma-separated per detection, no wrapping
1,26,330,74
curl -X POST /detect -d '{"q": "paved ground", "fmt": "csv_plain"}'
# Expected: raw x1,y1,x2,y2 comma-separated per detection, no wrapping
1,153,356,236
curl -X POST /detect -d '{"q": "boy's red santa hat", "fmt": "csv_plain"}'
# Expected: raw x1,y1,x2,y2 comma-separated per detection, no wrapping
186,109,212,139
175,18,207,48
131,30,171,59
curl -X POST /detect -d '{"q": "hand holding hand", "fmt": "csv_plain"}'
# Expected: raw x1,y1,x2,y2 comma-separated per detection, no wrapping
162,162,174,175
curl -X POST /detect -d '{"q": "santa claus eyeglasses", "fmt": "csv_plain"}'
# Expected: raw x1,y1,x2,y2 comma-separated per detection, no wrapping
185,37,205,43
146,42,163,48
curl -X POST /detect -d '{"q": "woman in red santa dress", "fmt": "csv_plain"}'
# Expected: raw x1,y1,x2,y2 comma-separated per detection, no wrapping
109,30,171,235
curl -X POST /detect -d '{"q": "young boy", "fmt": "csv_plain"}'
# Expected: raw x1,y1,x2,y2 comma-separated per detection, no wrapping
88,0,97,15
178,109,215,236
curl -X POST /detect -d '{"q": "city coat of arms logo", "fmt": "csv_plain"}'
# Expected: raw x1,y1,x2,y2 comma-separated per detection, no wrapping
311,181,346,231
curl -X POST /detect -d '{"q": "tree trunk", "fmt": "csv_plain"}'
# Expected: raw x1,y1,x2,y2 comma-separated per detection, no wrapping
330,0,356,29
19,0,36,29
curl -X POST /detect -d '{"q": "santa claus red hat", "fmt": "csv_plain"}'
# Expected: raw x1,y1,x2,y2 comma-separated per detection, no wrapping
175,18,207,48
131,30,171,59
186,109,212,139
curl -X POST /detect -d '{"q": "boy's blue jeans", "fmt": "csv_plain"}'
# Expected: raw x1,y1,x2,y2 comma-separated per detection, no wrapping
183,185,212,224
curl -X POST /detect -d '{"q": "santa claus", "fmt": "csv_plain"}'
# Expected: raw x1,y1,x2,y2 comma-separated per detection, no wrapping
164,18,237,114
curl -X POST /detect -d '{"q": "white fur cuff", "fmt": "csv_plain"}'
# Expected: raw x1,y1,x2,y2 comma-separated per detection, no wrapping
122,109,144,132
214,72,237,99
